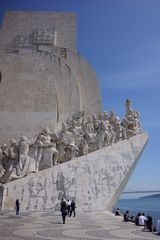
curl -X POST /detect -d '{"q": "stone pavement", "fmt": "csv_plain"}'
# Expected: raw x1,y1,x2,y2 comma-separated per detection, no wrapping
0,210,159,240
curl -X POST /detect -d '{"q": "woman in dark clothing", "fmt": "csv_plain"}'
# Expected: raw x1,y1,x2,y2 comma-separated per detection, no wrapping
69,200,76,217
123,210,130,222
60,200,67,224
115,208,121,216
144,215,153,232
15,199,20,215
135,213,141,225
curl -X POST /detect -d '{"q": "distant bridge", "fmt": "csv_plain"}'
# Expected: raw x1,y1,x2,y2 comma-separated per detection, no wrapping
122,190,160,194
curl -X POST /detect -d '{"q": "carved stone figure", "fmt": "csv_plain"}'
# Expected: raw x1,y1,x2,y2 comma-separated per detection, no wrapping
125,99,135,117
115,122,123,142
84,117,97,152
58,123,78,161
8,139,19,175
121,123,128,140
0,139,19,183
122,115,136,138
0,144,9,171
69,120,83,146
71,110,85,121
29,137,44,172
38,127,58,170
0,99,142,183
96,121,106,149
103,111,109,121
0,146,6,178
108,124,116,145
109,111,120,127
13,29,56,52
132,111,142,134
78,138,89,156
17,135,36,177
32,29,55,45
69,120,88,156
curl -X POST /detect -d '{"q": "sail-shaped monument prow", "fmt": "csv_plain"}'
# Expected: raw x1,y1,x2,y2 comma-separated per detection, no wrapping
0,11,148,213
0,132,148,211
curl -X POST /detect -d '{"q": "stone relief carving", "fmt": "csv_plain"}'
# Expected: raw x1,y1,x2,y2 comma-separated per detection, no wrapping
37,127,59,170
0,99,142,184
13,29,55,52
32,29,55,45
123,98,142,137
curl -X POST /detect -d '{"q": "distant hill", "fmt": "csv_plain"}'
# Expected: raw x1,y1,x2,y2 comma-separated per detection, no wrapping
140,194,160,199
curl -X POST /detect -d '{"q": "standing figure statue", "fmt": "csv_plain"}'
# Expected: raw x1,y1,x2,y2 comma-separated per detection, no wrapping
125,99,142,136
96,121,106,149
108,124,116,145
115,122,123,142
17,135,36,177
0,144,10,171
0,104,142,184
83,117,97,152
108,111,120,128
1,139,19,183
0,145,6,178
69,120,88,156
58,123,78,161
37,127,58,170
125,99,135,118
29,136,44,173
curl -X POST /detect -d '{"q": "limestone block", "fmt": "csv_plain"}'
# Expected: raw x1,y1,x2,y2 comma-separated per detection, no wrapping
0,132,148,212
0,11,76,53
0,11,101,144
0,52,80,143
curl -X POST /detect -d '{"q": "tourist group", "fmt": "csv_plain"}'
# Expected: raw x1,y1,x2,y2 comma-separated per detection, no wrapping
60,199,76,224
115,208,160,235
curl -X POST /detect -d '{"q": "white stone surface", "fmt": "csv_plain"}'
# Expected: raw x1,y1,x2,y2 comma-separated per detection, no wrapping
0,11,101,144
0,11,76,52
0,132,148,211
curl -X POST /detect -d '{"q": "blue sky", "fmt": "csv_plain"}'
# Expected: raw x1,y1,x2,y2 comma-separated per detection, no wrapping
0,0,160,192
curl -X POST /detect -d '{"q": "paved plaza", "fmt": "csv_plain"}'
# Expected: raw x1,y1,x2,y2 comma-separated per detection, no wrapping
0,210,159,240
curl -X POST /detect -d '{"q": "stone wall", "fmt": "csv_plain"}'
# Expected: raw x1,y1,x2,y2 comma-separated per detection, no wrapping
0,11,101,144
0,133,148,212
0,52,80,142
0,11,76,53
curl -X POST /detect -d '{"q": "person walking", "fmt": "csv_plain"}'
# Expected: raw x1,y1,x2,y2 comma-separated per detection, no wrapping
66,199,71,215
60,199,67,224
69,200,76,217
15,199,20,215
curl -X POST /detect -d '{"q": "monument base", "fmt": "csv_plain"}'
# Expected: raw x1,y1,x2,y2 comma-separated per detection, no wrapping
0,132,148,212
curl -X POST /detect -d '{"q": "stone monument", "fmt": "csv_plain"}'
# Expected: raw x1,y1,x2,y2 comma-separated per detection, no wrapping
0,11,148,212
0,11,101,143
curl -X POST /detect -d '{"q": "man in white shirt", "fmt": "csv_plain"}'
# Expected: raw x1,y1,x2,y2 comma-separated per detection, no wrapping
139,213,147,226
157,220,160,234
66,199,71,215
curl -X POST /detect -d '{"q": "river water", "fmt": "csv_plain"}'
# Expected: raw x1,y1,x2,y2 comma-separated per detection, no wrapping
114,194,160,224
